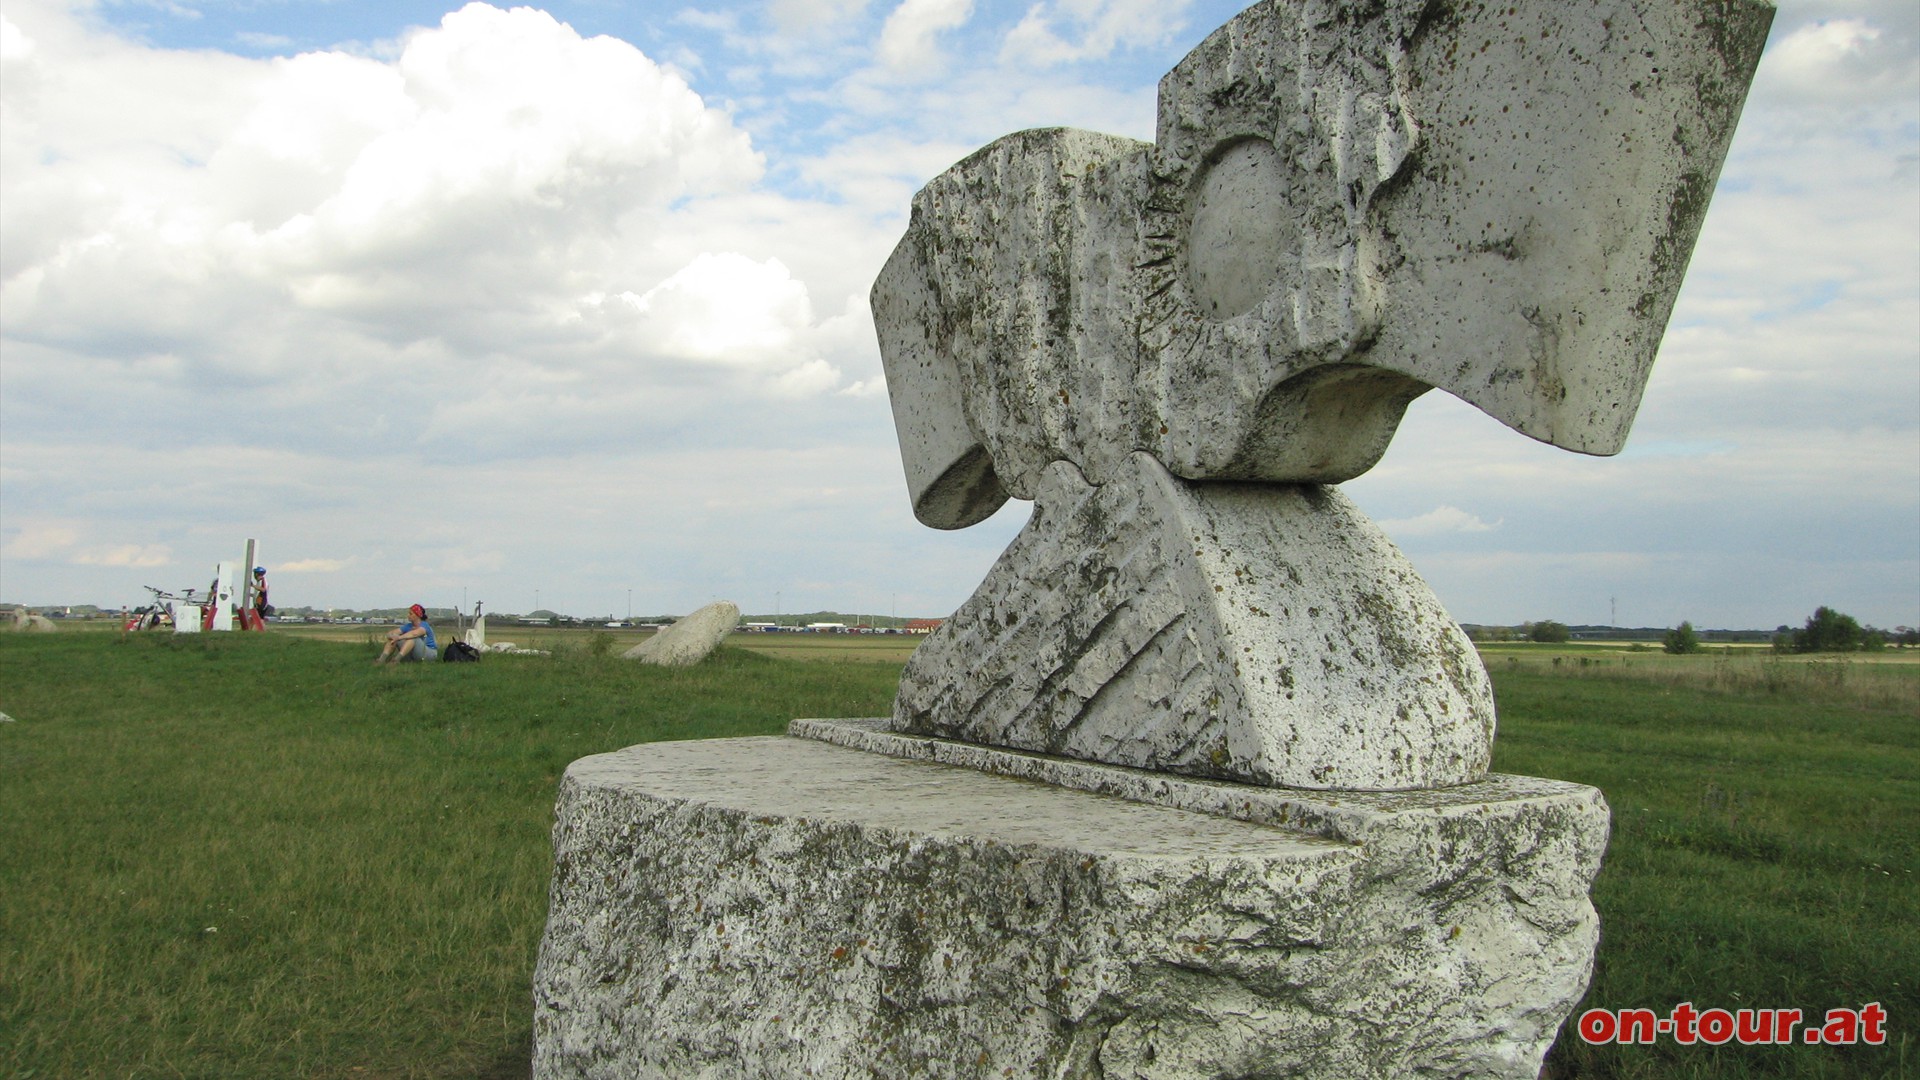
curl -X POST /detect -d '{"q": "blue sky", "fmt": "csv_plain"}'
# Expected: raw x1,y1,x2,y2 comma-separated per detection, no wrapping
2,0,1916,630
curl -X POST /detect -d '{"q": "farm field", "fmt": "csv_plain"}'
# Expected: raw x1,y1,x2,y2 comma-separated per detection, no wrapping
0,630,1912,1079
266,621,927,665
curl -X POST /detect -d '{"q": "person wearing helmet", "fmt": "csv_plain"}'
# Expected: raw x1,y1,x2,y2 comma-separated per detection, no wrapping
251,566,272,619
376,603,438,663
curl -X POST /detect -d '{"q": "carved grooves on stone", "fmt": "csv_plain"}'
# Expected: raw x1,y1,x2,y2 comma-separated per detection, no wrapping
897,457,1223,775
896,451,1493,790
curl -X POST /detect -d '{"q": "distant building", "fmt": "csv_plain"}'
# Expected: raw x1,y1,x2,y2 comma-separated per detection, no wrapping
904,619,943,635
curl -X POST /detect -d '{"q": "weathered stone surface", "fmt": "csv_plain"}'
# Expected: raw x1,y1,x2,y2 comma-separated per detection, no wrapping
870,0,1768,788
9,610,57,632
895,452,1490,790
533,1,1761,1071
488,642,550,656
622,601,739,665
533,733,1609,1079
875,0,1772,520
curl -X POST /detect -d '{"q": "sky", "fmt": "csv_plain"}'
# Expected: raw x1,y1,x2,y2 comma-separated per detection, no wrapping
1,0,1915,630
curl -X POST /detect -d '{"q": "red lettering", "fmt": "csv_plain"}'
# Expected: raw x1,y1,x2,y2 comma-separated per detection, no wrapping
1576,1002,1882,1048
1577,1009,1615,1044
1671,1002,1699,1044
1861,1003,1887,1045
1617,1008,1658,1044
1698,1008,1735,1044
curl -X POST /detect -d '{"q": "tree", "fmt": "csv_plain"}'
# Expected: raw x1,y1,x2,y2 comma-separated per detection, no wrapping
1529,620,1570,644
1791,606,1863,653
1663,621,1702,654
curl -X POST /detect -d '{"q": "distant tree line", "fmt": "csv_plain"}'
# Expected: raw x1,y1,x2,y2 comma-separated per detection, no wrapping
1774,607,1915,653
1460,608,1916,653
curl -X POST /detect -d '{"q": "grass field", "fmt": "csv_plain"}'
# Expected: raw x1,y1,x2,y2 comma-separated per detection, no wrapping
1,629,1913,1079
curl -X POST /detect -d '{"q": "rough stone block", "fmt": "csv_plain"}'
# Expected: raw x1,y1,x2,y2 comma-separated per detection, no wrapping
875,0,1773,517
533,729,1609,1079
9,611,57,632
624,601,739,666
895,452,1491,791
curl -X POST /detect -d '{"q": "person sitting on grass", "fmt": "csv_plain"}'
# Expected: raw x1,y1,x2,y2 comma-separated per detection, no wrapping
377,604,438,663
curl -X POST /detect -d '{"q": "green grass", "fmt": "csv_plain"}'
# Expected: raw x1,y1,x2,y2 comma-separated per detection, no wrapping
1481,643,1920,714
1498,663,1917,1079
0,631,899,1079
1,632,1913,1079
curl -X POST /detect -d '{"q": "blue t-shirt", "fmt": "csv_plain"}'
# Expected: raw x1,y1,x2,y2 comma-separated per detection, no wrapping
413,620,437,650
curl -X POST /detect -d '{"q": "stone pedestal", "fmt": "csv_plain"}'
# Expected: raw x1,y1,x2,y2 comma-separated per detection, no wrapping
533,722,1608,1079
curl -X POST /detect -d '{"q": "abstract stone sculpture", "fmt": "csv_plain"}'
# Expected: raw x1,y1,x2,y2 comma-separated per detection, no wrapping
621,600,740,665
876,0,1771,790
534,2,1768,1076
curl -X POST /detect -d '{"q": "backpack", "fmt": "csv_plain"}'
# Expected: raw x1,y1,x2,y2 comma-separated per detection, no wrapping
442,640,482,663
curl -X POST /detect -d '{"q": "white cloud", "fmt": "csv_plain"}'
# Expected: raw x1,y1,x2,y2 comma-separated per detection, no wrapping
769,358,845,397
74,545,173,568
235,31,293,51
769,0,875,33
1,2,764,361
877,0,974,75
1755,17,1919,106
1378,506,1501,538
616,252,817,367
839,378,889,398
2,524,79,560
1000,0,1188,67
1,15,34,63
0,0,893,471
278,558,351,573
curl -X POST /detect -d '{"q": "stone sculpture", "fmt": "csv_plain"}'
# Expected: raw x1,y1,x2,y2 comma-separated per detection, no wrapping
621,600,740,665
876,0,1769,791
534,2,1768,1075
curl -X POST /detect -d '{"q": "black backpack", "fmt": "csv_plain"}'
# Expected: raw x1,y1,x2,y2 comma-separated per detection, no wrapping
442,641,482,663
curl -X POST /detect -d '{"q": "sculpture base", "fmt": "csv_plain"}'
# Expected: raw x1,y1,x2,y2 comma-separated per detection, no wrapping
533,723,1608,1080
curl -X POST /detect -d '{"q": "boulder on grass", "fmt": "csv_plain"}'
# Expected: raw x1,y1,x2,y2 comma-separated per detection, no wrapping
10,610,56,632
622,601,738,666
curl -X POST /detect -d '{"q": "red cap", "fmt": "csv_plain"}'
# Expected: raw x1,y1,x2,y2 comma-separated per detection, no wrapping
409,604,426,620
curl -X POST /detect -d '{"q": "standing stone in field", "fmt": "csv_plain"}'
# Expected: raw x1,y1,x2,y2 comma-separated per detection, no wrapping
536,1,1769,1077
10,610,57,632
622,601,738,666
